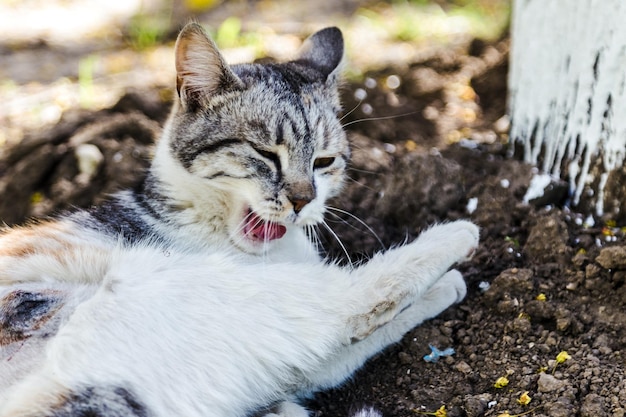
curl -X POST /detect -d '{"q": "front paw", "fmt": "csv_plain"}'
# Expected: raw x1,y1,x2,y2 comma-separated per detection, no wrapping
421,220,479,262
420,269,467,309
439,269,467,303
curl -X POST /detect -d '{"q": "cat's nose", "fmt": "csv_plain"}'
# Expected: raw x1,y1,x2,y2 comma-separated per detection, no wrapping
289,196,312,214
287,181,316,214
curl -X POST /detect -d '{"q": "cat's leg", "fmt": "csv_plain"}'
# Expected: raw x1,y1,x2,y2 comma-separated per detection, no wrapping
263,401,310,417
297,220,478,394
263,402,382,417
345,221,478,342
297,269,466,393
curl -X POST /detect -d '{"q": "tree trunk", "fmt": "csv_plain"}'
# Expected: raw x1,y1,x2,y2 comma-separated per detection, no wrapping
509,0,626,220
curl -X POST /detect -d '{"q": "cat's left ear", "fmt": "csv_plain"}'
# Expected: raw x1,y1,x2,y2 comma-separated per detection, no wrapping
174,22,244,110
295,27,344,84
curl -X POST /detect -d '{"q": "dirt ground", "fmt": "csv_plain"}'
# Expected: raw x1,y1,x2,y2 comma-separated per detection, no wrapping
2,19,626,417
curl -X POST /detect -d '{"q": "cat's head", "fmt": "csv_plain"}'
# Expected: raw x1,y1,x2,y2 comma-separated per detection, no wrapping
158,23,349,253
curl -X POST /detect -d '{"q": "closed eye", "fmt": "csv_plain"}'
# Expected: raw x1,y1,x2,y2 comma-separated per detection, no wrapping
254,148,277,161
253,146,281,170
313,157,335,169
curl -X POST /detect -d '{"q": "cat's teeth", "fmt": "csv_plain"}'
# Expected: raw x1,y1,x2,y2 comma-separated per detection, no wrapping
243,211,287,242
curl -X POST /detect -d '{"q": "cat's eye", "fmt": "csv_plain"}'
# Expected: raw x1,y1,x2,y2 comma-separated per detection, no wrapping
253,147,281,170
255,148,277,161
254,148,280,164
313,157,335,169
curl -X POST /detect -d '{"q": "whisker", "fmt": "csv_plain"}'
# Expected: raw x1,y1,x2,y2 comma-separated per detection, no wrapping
339,99,364,122
230,211,267,251
310,224,323,255
345,176,379,193
347,166,381,176
321,220,353,269
326,206,386,251
231,210,256,236
341,111,418,129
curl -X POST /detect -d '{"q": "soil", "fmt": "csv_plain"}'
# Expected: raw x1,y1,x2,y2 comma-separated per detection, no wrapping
2,29,626,417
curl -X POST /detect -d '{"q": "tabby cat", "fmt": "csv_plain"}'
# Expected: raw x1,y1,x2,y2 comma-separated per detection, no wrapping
0,23,479,417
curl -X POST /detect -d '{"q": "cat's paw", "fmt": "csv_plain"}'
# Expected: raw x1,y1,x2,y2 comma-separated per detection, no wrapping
420,220,479,262
263,401,309,417
438,269,467,303
420,269,467,308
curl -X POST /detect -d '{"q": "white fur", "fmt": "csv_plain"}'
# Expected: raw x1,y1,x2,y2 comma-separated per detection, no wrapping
0,221,478,417
0,24,478,417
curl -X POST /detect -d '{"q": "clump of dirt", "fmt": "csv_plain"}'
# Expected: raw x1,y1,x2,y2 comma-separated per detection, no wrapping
2,35,626,417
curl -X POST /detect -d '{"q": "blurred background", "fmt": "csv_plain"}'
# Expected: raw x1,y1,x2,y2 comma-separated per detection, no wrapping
0,0,512,229
0,0,510,147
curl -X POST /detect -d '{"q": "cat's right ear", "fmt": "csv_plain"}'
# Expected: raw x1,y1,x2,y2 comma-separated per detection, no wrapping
174,23,244,111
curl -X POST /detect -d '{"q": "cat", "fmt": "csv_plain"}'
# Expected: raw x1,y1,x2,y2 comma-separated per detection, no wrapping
0,23,479,417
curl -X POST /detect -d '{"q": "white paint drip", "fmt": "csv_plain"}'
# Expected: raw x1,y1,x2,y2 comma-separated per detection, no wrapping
523,173,552,204
509,0,626,215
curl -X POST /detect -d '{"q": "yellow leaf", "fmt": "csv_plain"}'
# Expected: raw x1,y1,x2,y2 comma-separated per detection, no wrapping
494,376,509,388
434,405,447,417
517,391,532,406
535,293,546,301
556,351,571,364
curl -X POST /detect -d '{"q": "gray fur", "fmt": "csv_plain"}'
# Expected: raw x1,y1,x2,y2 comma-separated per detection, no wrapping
47,386,149,417
71,23,349,251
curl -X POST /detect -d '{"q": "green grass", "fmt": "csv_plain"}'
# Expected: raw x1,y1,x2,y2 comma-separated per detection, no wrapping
358,0,510,43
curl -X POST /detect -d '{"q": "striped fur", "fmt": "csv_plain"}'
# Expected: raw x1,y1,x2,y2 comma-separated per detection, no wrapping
0,23,479,417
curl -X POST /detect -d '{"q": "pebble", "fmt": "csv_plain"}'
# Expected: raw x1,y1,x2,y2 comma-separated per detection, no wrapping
596,246,626,269
537,373,566,392
455,360,472,374
581,393,606,417
462,395,485,417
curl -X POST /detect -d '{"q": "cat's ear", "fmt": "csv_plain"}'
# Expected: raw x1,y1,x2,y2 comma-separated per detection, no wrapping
174,23,244,110
296,27,344,83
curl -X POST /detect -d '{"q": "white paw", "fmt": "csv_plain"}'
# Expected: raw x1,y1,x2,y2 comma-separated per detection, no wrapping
420,269,467,308
438,269,467,303
263,401,309,417
422,220,479,262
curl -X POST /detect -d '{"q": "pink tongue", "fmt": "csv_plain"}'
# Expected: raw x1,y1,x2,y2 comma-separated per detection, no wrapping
245,212,287,242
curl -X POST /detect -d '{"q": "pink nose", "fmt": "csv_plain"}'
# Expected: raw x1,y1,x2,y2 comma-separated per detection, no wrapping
290,197,312,214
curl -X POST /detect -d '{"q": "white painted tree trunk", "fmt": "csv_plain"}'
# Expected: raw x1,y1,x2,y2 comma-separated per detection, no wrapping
509,0,626,219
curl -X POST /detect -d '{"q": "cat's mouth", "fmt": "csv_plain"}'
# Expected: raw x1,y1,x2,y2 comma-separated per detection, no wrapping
242,209,287,242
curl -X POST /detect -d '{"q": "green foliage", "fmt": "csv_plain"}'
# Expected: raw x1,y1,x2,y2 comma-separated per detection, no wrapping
215,16,242,48
358,0,510,43
78,54,98,108
127,14,169,51
209,18,263,57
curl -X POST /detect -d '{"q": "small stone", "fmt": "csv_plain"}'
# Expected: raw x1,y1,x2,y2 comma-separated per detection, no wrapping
556,317,571,331
463,395,486,417
585,263,601,279
596,246,626,269
455,360,473,374
545,400,576,417
483,268,534,303
525,299,555,320
581,393,606,417
537,372,566,392
510,317,532,333
496,299,519,314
